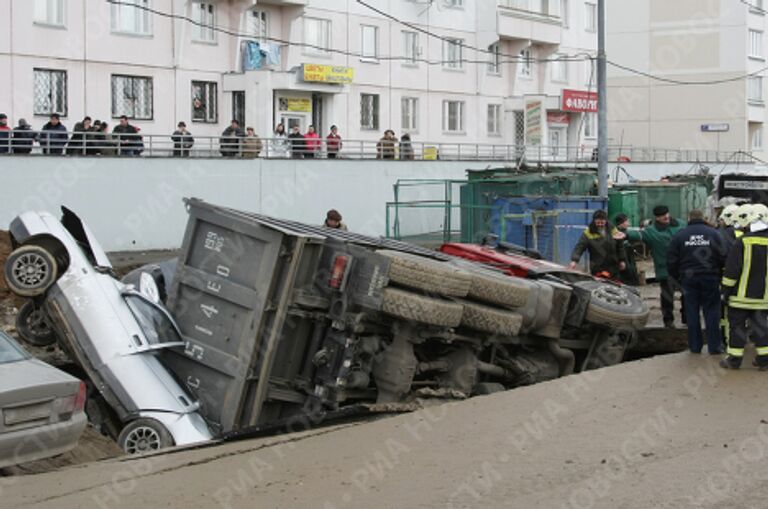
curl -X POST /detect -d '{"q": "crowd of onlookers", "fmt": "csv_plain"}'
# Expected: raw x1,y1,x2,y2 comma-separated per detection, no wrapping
1,112,418,159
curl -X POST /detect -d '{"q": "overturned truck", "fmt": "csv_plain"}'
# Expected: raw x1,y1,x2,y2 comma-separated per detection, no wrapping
162,198,649,436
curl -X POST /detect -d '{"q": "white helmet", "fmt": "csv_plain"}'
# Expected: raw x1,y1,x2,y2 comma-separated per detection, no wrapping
751,203,768,225
720,204,739,226
736,204,754,229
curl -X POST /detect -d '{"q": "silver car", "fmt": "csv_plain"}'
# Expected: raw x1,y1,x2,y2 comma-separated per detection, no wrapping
3,207,212,454
0,330,87,468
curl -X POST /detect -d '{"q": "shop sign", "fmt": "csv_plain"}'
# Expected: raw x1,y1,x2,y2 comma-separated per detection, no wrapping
301,64,355,84
547,112,570,124
562,89,598,112
525,99,544,145
701,123,729,132
279,97,312,112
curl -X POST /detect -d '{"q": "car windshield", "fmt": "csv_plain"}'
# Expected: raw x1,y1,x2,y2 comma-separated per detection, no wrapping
0,331,30,364
124,295,183,346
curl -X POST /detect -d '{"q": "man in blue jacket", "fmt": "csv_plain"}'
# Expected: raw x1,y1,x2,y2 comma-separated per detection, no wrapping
667,209,726,353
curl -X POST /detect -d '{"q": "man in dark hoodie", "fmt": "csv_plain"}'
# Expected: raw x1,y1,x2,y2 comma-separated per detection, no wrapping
11,119,35,154
625,205,687,328
38,113,68,154
667,209,726,354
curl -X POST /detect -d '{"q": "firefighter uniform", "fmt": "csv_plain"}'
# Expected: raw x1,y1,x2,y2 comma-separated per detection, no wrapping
721,226,768,369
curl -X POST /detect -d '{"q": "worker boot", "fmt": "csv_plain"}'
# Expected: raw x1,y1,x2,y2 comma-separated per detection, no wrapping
753,357,768,372
719,356,742,370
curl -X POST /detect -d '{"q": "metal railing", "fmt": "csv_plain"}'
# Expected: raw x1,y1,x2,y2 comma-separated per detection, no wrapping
0,130,752,163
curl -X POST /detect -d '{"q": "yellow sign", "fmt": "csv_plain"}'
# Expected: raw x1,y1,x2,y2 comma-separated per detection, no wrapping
279,97,312,112
302,64,354,84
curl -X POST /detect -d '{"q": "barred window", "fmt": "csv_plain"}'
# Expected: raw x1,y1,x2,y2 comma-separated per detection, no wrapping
111,0,151,35
442,100,465,133
194,2,216,42
34,0,65,26
360,93,379,130
34,69,67,116
192,81,218,123
401,97,418,131
111,75,153,120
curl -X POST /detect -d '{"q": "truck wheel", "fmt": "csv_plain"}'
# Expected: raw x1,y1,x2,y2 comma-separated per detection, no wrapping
118,418,174,454
381,287,463,327
465,269,532,308
4,245,58,297
460,300,523,336
15,301,56,347
379,250,471,297
576,281,650,330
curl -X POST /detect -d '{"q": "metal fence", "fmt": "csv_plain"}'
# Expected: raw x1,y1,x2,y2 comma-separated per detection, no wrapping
0,130,754,163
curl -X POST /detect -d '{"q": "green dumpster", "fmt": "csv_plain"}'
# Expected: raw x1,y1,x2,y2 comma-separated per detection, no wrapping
608,189,639,226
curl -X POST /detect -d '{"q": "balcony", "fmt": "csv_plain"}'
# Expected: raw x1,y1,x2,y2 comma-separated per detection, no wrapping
498,0,562,46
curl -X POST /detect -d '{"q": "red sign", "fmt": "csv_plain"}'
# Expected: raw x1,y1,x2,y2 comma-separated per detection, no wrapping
547,112,570,124
562,89,598,112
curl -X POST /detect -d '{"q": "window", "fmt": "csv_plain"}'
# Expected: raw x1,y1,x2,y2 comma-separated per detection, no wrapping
304,17,331,55
402,97,418,131
194,2,216,42
585,2,597,32
111,0,151,35
360,94,379,130
753,125,764,150
403,31,419,65
488,43,501,74
232,91,245,127
561,0,569,27
750,30,764,59
443,38,464,70
34,0,65,26
749,76,764,103
445,0,463,7
442,100,465,133
111,75,153,119
246,9,268,41
584,112,596,138
518,49,532,77
361,25,379,60
191,81,217,123
487,104,502,136
551,55,568,82
33,69,67,116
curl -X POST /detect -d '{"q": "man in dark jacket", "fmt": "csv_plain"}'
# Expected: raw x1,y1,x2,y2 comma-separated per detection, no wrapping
112,115,142,156
171,121,194,157
67,116,92,155
11,119,35,154
614,213,639,285
0,113,11,153
667,209,726,354
220,119,244,157
288,125,305,158
38,113,68,154
569,210,625,278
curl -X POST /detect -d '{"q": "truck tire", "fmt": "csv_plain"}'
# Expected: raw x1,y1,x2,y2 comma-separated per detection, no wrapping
576,281,650,330
379,250,471,298
466,270,532,309
460,300,523,336
381,287,463,327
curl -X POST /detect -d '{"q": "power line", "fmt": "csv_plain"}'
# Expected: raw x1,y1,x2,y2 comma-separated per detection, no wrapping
106,0,591,65
607,60,768,85
739,0,767,15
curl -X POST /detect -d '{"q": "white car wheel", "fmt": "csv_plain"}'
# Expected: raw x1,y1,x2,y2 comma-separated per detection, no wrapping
118,418,174,454
5,245,58,297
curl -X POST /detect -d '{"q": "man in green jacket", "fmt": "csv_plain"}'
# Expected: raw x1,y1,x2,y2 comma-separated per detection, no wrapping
625,205,687,328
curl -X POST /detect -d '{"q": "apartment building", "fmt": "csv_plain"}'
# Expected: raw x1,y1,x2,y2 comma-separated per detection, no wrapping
607,0,766,155
0,0,598,151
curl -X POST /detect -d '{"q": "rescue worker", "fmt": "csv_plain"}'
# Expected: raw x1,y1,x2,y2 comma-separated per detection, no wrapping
720,204,768,370
569,210,626,279
625,205,687,328
667,210,726,353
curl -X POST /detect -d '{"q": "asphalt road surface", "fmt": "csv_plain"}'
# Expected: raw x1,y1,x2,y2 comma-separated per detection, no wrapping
5,351,768,509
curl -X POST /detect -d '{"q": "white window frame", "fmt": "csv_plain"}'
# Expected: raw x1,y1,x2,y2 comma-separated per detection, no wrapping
442,100,466,133
402,97,419,132
551,55,568,83
750,29,764,59
445,0,464,8
403,31,419,66
361,25,379,61
361,93,380,130
245,9,268,41
561,0,569,27
585,2,597,32
111,0,152,36
33,68,67,116
111,74,153,120
749,76,765,103
583,112,596,138
443,38,464,70
304,17,331,55
193,2,216,43
34,0,65,27
488,43,501,75
518,48,533,78
753,125,764,150
191,81,218,123
487,104,502,136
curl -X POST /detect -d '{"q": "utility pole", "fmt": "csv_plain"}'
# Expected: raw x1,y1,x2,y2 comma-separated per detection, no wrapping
597,0,608,198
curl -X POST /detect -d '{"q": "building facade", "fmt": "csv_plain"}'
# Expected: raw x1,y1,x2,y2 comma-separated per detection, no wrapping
607,0,765,155
1,0,598,152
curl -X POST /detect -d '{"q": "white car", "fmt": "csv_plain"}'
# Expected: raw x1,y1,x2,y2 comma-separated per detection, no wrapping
3,207,212,454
